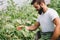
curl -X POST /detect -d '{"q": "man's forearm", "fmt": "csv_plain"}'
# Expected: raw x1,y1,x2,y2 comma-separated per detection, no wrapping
27,22,40,31
51,26,60,40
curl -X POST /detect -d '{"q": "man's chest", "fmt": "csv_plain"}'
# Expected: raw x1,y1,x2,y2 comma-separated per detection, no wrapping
39,14,51,23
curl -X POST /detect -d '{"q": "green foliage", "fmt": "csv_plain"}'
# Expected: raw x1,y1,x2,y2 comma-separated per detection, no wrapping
50,0,60,15
0,0,60,40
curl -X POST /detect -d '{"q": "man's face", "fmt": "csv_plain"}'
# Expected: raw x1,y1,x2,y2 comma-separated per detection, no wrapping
33,2,42,11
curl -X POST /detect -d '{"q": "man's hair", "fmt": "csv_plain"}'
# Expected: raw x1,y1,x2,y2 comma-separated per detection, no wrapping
31,0,45,5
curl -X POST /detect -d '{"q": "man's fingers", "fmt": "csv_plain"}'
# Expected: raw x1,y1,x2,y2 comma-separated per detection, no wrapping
16,26,24,30
17,26,22,30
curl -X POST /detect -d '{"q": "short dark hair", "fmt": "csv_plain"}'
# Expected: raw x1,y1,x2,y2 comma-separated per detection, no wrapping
31,0,45,5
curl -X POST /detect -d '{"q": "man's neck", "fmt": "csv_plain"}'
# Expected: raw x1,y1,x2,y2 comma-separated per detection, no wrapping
43,6,48,13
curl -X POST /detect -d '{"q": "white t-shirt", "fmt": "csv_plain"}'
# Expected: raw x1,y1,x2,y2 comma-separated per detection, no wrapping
36,8,59,32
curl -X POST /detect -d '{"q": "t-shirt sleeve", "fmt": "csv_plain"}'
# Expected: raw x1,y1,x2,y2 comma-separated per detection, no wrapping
49,9,59,21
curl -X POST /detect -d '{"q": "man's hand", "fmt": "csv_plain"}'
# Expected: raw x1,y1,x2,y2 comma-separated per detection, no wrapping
16,25,24,30
17,22,40,31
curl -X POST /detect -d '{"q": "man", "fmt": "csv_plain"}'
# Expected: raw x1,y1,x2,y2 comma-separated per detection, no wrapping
17,0,60,40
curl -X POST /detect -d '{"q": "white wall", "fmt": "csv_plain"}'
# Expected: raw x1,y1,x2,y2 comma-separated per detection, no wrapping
13,0,31,7
45,0,51,5
0,0,51,11
0,0,30,10
0,0,7,11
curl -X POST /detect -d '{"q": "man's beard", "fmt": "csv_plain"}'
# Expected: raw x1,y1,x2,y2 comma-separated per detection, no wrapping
38,8,43,15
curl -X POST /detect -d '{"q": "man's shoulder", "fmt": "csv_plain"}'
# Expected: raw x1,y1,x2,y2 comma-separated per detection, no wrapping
48,8,56,12
48,8,58,15
47,8,59,18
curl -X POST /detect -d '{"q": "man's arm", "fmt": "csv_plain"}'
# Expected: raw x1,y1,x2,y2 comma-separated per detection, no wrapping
26,22,40,31
51,17,60,40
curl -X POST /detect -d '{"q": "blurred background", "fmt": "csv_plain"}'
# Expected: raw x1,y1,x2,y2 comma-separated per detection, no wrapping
0,0,60,40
